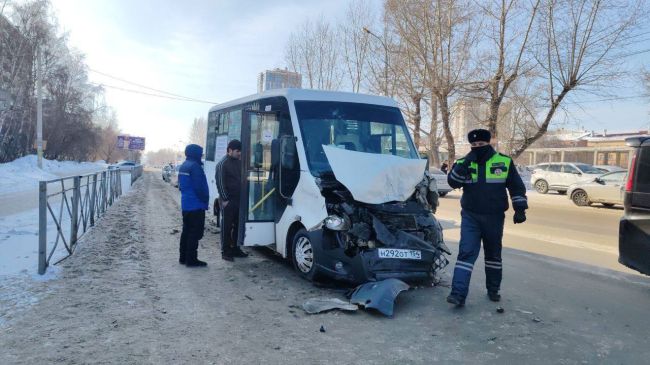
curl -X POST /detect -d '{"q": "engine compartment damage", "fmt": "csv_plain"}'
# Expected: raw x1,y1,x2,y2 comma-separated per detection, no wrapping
309,165,450,285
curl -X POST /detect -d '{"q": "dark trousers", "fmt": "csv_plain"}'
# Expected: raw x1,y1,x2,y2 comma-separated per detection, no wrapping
180,210,205,263
450,210,505,299
220,202,239,255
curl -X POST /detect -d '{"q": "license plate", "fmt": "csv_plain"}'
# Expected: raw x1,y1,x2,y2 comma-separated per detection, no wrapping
378,248,422,260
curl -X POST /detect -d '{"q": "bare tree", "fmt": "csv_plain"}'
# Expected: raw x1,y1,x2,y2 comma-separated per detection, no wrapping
512,0,643,158
383,0,474,161
145,148,178,167
188,117,207,147
339,0,374,93
1,0,119,163
285,18,342,90
472,0,541,144
429,0,477,162
385,1,428,150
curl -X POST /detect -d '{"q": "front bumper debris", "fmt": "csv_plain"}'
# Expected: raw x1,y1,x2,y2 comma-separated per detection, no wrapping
348,278,410,316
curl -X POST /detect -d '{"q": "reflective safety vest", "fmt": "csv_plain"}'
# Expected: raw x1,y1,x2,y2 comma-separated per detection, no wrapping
457,154,512,184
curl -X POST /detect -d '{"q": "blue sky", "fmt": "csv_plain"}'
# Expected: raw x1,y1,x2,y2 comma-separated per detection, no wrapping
50,0,650,151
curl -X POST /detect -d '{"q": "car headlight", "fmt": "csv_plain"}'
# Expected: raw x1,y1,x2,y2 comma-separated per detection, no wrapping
324,214,351,231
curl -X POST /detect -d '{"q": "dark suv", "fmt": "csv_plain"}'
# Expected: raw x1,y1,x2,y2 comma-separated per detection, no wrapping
619,137,650,275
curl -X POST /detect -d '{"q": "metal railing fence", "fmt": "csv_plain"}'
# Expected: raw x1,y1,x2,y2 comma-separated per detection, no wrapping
38,167,142,274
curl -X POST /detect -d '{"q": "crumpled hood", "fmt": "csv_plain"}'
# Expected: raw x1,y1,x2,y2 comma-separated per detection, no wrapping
323,145,427,204
184,144,203,163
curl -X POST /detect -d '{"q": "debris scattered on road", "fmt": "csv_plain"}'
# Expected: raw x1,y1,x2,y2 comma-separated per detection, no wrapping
319,325,326,333
516,309,534,315
302,297,358,314
169,228,179,234
348,278,410,317
496,307,505,314
273,346,281,350
244,295,254,301
532,317,542,323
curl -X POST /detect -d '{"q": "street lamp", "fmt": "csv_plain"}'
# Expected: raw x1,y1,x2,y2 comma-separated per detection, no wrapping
363,27,389,97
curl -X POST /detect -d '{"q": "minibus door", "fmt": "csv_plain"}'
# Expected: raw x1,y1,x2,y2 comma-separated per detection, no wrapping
237,110,280,246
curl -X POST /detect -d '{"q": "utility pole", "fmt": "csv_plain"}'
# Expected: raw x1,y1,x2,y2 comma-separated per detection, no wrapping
363,27,388,97
36,46,43,168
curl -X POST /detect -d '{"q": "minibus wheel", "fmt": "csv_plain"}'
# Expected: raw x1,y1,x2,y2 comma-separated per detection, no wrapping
292,229,319,281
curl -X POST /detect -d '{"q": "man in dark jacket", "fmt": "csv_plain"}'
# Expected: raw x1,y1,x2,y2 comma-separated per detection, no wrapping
446,129,528,306
178,144,209,267
215,139,247,261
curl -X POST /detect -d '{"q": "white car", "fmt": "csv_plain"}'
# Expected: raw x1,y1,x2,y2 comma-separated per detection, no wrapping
530,162,603,194
429,167,452,197
109,161,138,171
567,170,627,207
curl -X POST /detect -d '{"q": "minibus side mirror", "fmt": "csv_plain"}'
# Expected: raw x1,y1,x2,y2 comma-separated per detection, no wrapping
281,136,297,169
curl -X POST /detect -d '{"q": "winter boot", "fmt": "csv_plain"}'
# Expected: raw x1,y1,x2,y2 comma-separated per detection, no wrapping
488,291,501,302
232,247,249,258
446,293,465,307
185,259,207,267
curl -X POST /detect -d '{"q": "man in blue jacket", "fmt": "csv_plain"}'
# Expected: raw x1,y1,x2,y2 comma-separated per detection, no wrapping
446,129,528,306
178,144,209,267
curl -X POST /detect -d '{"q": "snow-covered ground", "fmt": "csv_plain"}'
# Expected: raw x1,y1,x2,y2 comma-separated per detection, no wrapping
0,155,109,194
0,155,131,278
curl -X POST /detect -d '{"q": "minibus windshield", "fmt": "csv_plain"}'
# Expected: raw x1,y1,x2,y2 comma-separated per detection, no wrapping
295,100,418,176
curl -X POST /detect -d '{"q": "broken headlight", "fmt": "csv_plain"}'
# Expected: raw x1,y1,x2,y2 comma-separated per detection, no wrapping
324,214,351,231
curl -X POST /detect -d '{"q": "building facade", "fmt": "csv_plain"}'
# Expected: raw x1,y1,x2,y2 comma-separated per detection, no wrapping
449,99,517,156
520,130,649,168
257,69,301,93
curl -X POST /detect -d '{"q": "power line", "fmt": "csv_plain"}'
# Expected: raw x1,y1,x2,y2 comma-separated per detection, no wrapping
575,94,650,103
619,48,650,58
91,82,217,104
88,68,218,104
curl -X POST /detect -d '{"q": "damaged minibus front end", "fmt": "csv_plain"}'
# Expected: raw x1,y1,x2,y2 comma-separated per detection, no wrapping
300,146,450,285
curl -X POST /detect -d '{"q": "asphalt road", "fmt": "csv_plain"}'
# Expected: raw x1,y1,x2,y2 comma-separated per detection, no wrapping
436,190,636,275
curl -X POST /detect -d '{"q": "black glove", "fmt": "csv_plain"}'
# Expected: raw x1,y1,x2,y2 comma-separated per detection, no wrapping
453,163,470,179
464,151,478,165
513,210,526,224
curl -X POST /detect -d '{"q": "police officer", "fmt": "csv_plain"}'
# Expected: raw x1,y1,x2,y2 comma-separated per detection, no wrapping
178,144,209,267
446,129,528,306
215,139,248,261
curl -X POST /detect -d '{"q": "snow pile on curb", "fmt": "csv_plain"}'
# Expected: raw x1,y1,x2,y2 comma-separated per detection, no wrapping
0,155,108,194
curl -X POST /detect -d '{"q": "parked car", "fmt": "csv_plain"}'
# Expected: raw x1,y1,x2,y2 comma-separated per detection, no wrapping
162,165,173,182
567,170,627,207
429,167,452,197
109,161,137,171
619,136,650,276
530,162,603,194
593,165,626,173
170,165,180,188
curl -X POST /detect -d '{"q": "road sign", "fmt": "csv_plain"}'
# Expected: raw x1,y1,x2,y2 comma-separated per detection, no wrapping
117,135,146,151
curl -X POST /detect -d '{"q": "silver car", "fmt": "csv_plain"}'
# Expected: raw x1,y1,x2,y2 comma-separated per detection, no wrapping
593,165,626,173
530,162,603,194
429,167,452,197
567,170,627,207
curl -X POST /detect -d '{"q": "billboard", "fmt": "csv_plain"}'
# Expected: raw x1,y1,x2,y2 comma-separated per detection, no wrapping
117,135,146,151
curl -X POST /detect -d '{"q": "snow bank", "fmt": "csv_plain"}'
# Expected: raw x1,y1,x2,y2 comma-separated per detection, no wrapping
0,155,109,195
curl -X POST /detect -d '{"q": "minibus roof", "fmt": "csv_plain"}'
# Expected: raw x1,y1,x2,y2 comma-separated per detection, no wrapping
208,88,398,113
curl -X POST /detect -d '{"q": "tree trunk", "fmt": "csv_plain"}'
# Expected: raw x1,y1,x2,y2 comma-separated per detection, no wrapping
411,94,422,151
438,93,455,162
428,96,440,167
